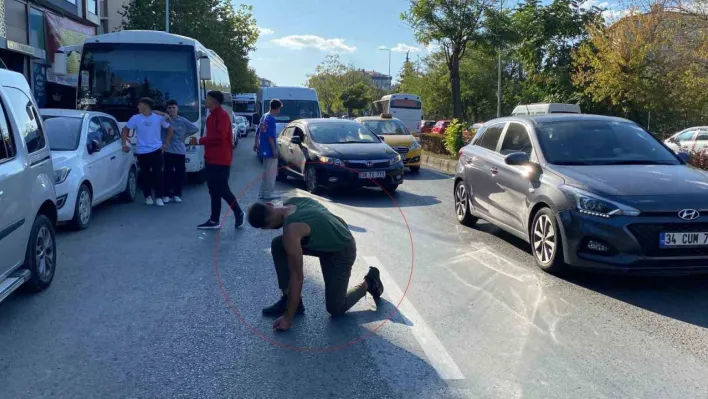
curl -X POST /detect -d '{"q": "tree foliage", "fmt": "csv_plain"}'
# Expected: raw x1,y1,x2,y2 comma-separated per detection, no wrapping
305,55,379,115
120,0,260,93
340,82,372,116
401,0,496,119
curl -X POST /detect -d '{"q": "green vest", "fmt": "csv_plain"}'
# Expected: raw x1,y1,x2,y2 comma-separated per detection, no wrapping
283,197,353,252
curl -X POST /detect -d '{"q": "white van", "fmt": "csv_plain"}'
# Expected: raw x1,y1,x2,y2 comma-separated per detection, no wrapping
511,103,581,116
257,86,321,136
0,69,58,303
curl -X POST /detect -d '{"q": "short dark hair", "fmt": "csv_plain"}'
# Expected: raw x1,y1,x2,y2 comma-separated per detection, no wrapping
166,99,178,107
207,91,224,104
138,97,154,109
270,99,282,111
247,202,269,228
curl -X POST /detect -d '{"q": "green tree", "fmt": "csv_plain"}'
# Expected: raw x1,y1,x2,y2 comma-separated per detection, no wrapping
305,55,375,115
340,82,372,116
120,0,259,93
402,0,495,119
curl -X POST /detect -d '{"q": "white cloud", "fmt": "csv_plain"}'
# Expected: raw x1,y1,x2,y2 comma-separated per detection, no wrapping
391,43,421,53
426,43,440,53
271,35,356,53
258,27,274,36
603,8,632,22
378,45,389,50
580,0,632,23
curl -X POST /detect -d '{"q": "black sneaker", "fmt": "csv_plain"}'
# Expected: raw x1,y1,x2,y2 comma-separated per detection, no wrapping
261,295,305,316
235,210,245,229
197,220,220,230
364,267,384,299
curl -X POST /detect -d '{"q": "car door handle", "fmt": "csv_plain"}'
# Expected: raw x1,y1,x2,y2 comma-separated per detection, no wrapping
490,167,499,175
110,156,116,160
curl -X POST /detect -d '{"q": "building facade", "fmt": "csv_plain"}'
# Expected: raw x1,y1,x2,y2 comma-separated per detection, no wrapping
360,69,392,91
0,0,99,108
259,77,275,88
99,0,125,33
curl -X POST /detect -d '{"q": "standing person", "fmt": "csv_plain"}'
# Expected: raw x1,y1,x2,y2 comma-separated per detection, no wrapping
156,100,199,204
189,91,244,229
121,97,173,207
257,99,282,200
247,197,385,332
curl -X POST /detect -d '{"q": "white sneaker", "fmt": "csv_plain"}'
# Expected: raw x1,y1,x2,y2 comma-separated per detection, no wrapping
156,198,165,207
162,196,172,204
145,197,154,205
173,196,182,203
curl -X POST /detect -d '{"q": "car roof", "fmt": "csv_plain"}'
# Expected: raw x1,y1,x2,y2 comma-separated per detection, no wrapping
40,109,113,119
299,118,361,126
0,69,32,92
485,113,632,127
356,116,402,122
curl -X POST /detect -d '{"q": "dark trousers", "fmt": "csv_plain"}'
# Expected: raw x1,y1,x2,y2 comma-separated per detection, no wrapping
206,163,242,222
136,150,163,199
271,236,365,316
163,152,186,197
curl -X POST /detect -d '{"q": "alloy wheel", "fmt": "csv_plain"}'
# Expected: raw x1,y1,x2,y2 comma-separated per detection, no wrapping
78,190,92,225
533,214,556,264
305,167,317,192
455,183,468,219
35,226,54,280
128,171,137,199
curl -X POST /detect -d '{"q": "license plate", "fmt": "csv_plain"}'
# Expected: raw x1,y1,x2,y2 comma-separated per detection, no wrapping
660,232,708,247
359,171,386,179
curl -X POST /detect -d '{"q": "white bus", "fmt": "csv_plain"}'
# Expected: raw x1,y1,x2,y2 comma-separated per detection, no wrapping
373,93,423,133
53,30,231,183
232,92,257,131
257,86,320,136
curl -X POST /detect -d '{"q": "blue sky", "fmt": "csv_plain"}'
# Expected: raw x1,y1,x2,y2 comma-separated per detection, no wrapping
241,0,427,86
240,0,624,87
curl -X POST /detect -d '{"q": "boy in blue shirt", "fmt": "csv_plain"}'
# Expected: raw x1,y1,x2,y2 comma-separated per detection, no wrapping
257,99,282,200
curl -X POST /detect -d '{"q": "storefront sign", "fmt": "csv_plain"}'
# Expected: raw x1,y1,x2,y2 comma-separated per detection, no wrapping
45,13,96,87
32,63,47,108
7,41,35,56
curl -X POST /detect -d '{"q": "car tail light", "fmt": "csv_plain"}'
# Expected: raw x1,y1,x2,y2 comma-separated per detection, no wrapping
458,149,464,159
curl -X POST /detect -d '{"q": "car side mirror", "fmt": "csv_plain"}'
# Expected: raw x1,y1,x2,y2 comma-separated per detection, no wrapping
668,137,676,143
677,151,691,163
504,151,530,166
291,135,302,145
87,139,101,154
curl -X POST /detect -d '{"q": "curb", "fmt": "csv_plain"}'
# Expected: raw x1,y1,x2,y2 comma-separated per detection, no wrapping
421,153,456,175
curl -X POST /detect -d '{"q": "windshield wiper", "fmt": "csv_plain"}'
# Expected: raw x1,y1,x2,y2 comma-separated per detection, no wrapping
599,160,676,165
552,161,594,165
340,140,371,144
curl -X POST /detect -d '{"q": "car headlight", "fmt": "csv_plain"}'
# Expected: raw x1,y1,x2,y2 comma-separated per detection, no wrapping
318,156,343,166
560,185,640,218
54,167,71,184
390,154,402,165
411,140,421,150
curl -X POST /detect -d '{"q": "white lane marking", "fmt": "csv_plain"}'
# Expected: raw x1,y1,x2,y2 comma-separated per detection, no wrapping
364,256,465,381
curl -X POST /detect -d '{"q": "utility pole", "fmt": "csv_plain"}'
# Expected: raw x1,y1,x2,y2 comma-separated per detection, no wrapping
496,0,503,118
379,47,392,90
165,0,170,33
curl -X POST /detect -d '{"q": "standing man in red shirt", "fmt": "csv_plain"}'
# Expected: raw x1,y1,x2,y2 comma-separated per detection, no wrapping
189,91,245,229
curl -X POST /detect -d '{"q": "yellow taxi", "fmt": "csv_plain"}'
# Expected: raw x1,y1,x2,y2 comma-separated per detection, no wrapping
356,114,422,172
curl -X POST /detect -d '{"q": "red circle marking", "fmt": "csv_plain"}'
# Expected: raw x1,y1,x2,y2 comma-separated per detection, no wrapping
214,161,414,352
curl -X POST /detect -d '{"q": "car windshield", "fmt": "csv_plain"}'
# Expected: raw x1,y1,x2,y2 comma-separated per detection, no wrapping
269,100,320,122
233,100,255,113
42,116,82,151
535,120,680,165
309,122,380,144
362,119,409,135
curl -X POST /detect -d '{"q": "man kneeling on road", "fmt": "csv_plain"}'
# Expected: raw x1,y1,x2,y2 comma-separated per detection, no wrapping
248,197,384,331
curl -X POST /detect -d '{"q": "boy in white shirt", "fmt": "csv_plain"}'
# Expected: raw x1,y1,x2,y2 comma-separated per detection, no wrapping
121,97,173,207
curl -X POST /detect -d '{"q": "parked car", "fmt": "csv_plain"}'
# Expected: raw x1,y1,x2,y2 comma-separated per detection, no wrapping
41,109,137,230
419,120,436,133
230,119,240,148
276,118,404,194
454,114,708,274
234,115,249,138
0,69,58,303
356,114,422,172
432,120,451,134
664,126,708,153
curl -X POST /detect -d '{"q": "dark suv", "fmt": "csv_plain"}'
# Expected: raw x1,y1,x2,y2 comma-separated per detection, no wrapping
454,114,708,274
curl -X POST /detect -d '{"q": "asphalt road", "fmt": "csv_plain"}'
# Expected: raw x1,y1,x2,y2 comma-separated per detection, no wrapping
1,135,708,398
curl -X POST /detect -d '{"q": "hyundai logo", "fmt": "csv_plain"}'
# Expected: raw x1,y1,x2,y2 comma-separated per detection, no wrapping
678,209,700,220
366,161,373,167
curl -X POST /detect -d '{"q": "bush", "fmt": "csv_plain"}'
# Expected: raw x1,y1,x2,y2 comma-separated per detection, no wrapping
444,119,466,157
689,148,708,170
419,133,447,155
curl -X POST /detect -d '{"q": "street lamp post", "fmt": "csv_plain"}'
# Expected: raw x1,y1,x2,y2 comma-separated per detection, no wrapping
165,0,170,33
496,0,504,118
379,47,391,88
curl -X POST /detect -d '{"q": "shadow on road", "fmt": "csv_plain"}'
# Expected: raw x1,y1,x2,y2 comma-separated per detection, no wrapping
405,169,452,181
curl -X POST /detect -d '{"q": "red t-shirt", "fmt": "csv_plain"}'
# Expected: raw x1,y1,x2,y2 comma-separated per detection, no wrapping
199,106,233,166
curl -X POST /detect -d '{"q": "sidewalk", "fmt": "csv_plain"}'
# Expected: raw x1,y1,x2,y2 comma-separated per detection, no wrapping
420,151,457,174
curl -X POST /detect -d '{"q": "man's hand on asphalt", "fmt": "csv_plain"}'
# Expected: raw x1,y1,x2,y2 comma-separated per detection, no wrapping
273,315,293,331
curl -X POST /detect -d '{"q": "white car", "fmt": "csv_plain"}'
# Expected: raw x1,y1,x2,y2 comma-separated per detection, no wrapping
233,114,249,137
664,126,708,153
41,109,137,230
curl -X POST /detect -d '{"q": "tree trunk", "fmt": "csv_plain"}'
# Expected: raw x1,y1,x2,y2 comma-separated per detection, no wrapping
449,54,463,120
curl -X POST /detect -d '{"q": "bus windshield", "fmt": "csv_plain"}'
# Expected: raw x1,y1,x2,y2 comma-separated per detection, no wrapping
77,44,199,122
268,100,320,122
234,100,255,113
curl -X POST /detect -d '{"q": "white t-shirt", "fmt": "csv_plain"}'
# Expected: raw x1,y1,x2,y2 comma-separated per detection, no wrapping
126,113,171,154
